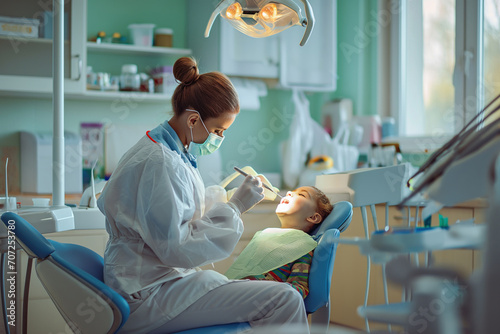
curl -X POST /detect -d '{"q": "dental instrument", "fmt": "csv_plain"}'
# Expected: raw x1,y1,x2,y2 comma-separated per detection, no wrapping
234,166,282,199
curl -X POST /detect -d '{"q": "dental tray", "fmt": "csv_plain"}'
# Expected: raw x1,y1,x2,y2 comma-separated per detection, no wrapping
370,222,485,253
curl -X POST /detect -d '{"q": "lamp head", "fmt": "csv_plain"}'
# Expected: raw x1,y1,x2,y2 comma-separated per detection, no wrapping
205,0,315,46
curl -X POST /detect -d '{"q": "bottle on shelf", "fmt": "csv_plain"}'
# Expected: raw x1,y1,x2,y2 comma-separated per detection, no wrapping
111,32,121,43
120,64,141,92
96,31,106,43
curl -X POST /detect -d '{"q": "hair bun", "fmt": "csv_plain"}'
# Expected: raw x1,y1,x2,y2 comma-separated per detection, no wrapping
173,57,200,86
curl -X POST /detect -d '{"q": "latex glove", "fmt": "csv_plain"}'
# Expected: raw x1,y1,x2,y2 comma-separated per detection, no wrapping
228,175,265,214
227,175,279,202
255,174,279,201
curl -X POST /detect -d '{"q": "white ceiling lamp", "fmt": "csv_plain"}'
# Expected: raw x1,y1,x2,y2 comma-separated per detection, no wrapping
205,0,315,46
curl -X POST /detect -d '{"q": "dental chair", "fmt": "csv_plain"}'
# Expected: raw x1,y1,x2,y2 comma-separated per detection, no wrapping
0,211,130,334
0,201,352,334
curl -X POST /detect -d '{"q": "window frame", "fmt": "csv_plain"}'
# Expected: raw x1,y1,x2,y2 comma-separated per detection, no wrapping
387,0,485,146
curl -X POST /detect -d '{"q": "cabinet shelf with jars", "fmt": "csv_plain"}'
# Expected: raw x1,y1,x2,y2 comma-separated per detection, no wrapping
0,0,192,102
84,42,191,102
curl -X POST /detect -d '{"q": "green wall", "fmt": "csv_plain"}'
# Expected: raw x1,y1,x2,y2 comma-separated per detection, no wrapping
0,0,379,192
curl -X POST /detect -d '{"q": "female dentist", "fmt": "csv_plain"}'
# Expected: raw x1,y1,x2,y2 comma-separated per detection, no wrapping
97,57,309,333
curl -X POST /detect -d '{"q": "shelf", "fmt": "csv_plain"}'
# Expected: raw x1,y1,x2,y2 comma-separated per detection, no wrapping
86,41,192,56
0,35,69,44
0,88,172,103
80,90,171,101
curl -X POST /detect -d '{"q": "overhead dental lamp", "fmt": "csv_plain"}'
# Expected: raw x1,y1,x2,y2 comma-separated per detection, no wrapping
205,0,315,46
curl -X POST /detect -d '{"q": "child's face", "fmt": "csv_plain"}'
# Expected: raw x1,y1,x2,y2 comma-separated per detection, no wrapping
275,186,319,230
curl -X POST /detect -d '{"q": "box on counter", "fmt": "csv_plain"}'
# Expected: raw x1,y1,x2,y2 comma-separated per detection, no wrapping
20,131,83,194
0,16,40,38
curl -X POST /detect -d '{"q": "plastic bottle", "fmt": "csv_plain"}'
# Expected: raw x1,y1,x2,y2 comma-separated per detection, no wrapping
96,31,106,44
120,64,140,91
112,32,121,43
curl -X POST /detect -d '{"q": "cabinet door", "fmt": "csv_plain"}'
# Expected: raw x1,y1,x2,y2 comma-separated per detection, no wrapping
0,0,86,95
219,20,279,78
279,0,337,91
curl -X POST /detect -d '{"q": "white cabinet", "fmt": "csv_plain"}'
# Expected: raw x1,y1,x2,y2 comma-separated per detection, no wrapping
0,0,86,95
187,0,336,91
280,0,337,91
219,20,280,78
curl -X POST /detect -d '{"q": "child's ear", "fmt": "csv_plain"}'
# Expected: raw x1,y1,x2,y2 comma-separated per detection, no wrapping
306,212,322,225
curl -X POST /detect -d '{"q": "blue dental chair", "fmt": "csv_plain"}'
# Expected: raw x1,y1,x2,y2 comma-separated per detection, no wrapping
0,201,352,334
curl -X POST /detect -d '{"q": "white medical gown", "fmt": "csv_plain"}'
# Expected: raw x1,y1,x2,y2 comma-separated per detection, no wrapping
97,122,243,333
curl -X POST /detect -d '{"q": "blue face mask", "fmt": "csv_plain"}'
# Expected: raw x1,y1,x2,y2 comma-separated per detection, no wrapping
187,109,225,156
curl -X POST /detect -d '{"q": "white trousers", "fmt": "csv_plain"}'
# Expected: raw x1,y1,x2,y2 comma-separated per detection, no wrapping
149,280,310,334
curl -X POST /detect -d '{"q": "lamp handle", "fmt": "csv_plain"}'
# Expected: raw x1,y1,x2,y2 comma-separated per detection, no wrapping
205,0,228,37
299,0,315,46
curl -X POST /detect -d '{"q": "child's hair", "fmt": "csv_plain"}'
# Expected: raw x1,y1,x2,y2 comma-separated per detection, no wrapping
171,57,239,119
311,186,333,223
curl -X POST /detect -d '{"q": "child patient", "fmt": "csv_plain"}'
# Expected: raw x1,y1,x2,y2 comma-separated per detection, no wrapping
225,186,333,298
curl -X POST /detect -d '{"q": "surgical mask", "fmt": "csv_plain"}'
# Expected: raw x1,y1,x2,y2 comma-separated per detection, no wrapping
187,109,224,156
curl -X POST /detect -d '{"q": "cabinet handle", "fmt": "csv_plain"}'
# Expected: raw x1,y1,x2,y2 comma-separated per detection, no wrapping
72,54,82,81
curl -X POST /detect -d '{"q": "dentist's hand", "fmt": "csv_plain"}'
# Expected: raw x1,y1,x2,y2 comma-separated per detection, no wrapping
228,175,265,214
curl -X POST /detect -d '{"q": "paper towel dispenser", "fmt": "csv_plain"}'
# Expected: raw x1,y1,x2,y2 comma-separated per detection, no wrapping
20,131,83,194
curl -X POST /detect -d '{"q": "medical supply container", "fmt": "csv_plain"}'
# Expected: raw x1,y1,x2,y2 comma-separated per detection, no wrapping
382,117,397,138
151,66,176,95
128,23,155,47
154,28,173,47
0,16,39,38
120,64,140,91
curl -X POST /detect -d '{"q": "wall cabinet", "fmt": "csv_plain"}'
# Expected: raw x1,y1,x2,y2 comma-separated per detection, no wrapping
187,0,336,91
0,0,192,102
0,0,86,95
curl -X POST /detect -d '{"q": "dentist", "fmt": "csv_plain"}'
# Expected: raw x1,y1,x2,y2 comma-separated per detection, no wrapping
97,57,308,333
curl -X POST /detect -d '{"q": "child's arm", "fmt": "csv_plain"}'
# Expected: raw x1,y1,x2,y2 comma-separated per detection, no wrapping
285,251,314,298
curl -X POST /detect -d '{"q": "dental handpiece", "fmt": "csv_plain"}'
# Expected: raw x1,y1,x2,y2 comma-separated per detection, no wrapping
233,166,283,199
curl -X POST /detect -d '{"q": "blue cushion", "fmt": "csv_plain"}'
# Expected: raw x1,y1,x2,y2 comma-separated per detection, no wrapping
49,245,130,331
310,201,353,239
174,322,251,334
304,229,340,313
1,211,55,258
49,240,105,281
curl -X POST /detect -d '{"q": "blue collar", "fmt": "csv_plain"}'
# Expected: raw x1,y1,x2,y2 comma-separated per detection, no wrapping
147,120,197,168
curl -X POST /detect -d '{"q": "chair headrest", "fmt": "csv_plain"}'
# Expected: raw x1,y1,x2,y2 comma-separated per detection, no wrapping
1,212,55,259
310,201,353,239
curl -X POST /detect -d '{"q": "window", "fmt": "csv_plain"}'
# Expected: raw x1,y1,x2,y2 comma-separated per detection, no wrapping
389,0,500,140
484,0,500,104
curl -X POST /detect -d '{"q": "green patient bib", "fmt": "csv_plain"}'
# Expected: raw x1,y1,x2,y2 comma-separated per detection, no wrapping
225,228,318,280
